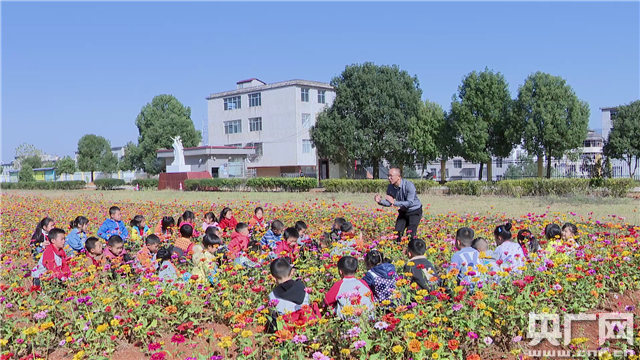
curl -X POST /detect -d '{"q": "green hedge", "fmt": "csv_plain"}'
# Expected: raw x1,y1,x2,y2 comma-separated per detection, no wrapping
321,179,439,193
446,178,636,197
130,179,159,189
0,180,86,190
184,177,318,192
93,178,125,190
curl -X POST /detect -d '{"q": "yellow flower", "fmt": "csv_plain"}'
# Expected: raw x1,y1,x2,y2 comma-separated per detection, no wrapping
0,339,7,347
72,351,85,360
96,323,109,333
311,343,320,350
402,313,416,320
241,330,253,338
40,321,54,331
392,345,403,353
110,319,119,327
432,353,440,359
340,349,351,356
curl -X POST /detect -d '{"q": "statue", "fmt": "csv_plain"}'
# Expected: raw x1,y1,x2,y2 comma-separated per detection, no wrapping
170,136,185,167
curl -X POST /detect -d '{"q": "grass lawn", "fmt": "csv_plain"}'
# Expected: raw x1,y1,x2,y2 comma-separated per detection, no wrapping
3,189,638,222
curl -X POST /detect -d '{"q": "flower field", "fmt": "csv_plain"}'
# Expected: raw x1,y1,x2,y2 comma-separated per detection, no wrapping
1,191,639,360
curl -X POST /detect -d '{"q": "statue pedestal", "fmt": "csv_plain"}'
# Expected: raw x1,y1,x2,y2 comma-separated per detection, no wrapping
158,171,212,190
166,164,191,173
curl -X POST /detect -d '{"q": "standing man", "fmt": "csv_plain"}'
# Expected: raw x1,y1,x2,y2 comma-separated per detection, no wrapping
374,168,423,242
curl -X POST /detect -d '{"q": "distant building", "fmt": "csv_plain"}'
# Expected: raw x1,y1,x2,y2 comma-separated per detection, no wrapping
156,145,255,178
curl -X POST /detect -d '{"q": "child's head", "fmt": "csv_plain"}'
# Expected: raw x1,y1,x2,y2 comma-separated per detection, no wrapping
204,212,217,224
69,216,89,231
156,246,172,262
205,225,220,237
561,223,578,240
39,217,55,232
49,228,66,249
130,215,145,228
545,224,562,240
220,207,233,220
235,222,250,236
517,229,539,253
269,257,294,283
407,238,426,257
364,250,384,270
109,206,122,221
270,220,285,235
85,237,103,256
333,217,346,231
493,222,513,245
340,221,354,233
202,233,223,252
179,210,195,224
455,227,475,249
337,256,358,277
294,221,308,236
107,235,125,256
179,223,193,239
282,227,299,244
472,238,489,252
254,207,264,219
145,234,161,254
161,216,175,233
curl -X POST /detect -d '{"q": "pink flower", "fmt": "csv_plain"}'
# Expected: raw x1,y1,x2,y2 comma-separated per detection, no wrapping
467,331,478,339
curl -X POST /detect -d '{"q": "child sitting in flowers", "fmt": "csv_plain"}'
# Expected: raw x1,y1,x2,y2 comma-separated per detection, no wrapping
218,207,238,232
516,229,540,256
229,222,251,258
83,237,106,269
32,228,71,284
65,216,89,255
268,257,309,315
493,222,525,271
136,234,160,272
154,216,175,240
30,216,55,256
178,210,200,237
403,238,439,291
129,215,150,243
324,256,374,319
362,250,397,304
157,246,178,281
261,220,285,249
274,227,300,262
173,223,196,259
248,206,266,229
451,227,480,286
330,222,363,257
295,220,309,246
202,212,219,232
471,238,500,282
97,206,129,242
191,233,221,284
104,235,127,262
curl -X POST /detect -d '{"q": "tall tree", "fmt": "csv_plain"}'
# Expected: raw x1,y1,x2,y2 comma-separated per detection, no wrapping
436,112,459,183
118,141,142,172
514,72,590,178
21,155,43,170
310,63,422,178
408,100,444,178
133,95,201,175
77,134,117,182
603,100,640,179
55,156,77,178
13,143,43,169
310,108,360,177
18,165,35,182
449,68,514,181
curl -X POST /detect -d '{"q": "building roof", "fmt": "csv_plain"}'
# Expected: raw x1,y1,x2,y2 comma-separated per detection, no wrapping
236,78,265,84
600,106,618,111
207,79,334,100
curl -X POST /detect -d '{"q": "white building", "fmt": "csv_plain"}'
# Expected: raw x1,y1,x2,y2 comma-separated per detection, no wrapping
207,78,335,177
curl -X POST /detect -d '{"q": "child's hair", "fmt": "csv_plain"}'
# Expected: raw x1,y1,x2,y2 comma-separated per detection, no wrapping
283,227,299,240
517,229,539,253
179,223,193,238
202,233,223,248
205,226,219,237
32,217,54,239
161,216,175,233
219,207,232,220
145,234,161,246
340,221,354,233
204,212,217,223
337,256,358,275
545,224,562,240
364,250,385,267
562,223,578,235
254,207,264,215
109,206,120,217
130,215,145,228
333,217,346,229
235,222,249,233
85,237,100,252
407,238,426,256
48,228,66,240
69,216,89,229
270,257,293,280
295,221,308,232
494,222,513,241
471,238,489,252
156,246,172,262
270,220,285,231
178,210,195,225
456,227,475,246
107,235,124,246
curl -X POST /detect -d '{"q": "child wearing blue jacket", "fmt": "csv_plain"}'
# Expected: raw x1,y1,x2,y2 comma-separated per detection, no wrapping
97,206,129,241
65,216,89,255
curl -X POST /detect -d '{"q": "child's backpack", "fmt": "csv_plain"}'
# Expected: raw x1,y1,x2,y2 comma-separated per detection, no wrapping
367,270,396,303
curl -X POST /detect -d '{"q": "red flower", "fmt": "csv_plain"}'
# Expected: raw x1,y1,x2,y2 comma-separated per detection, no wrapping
448,339,459,351
170,334,186,344
150,351,167,360
177,321,194,332
105,306,111,312
148,342,162,351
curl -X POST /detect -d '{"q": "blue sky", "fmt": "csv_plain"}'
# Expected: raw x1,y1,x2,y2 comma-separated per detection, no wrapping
2,2,639,162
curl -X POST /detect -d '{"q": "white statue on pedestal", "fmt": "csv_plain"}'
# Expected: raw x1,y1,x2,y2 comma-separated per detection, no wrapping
166,135,190,173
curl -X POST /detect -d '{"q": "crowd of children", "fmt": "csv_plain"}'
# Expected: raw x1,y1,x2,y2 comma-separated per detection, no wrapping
28,204,581,331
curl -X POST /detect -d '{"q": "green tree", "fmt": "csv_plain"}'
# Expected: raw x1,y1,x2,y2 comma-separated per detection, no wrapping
77,134,117,182
55,156,77,178
409,100,443,177
118,141,142,172
603,100,640,178
21,155,43,170
18,165,35,182
514,72,590,178
449,68,515,181
310,63,423,178
14,143,43,169
436,113,460,183
503,154,542,179
133,95,201,174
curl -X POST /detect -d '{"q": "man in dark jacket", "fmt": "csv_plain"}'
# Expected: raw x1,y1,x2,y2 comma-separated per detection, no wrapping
374,167,423,242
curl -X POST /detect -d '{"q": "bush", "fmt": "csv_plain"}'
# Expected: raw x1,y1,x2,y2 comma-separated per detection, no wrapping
446,178,633,197
93,178,125,190
184,177,318,192
321,179,438,193
184,178,246,191
603,178,636,197
130,179,159,189
0,181,86,190
446,180,487,196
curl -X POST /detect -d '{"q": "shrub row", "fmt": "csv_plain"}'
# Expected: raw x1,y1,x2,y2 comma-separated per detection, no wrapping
184,177,318,192
321,179,440,193
0,181,86,190
446,178,636,197
130,179,159,189
93,178,126,190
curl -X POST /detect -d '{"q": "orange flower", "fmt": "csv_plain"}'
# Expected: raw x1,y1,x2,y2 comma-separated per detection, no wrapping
408,339,421,353
466,354,481,360
448,339,459,351
164,305,177,314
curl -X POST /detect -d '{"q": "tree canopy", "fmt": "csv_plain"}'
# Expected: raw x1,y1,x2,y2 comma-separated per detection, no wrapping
77,134,118,182
603,100,640,178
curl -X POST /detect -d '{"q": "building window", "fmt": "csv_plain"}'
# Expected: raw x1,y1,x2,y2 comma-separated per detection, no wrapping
247,142,263,156
223,96,241,110
302,113,311,128
224,120,242,134
453,159,462,169
248,93,261,107
249,117,262,132
302,139,312,154
318,90,326,104
496,158,503,168
301,88,309,102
